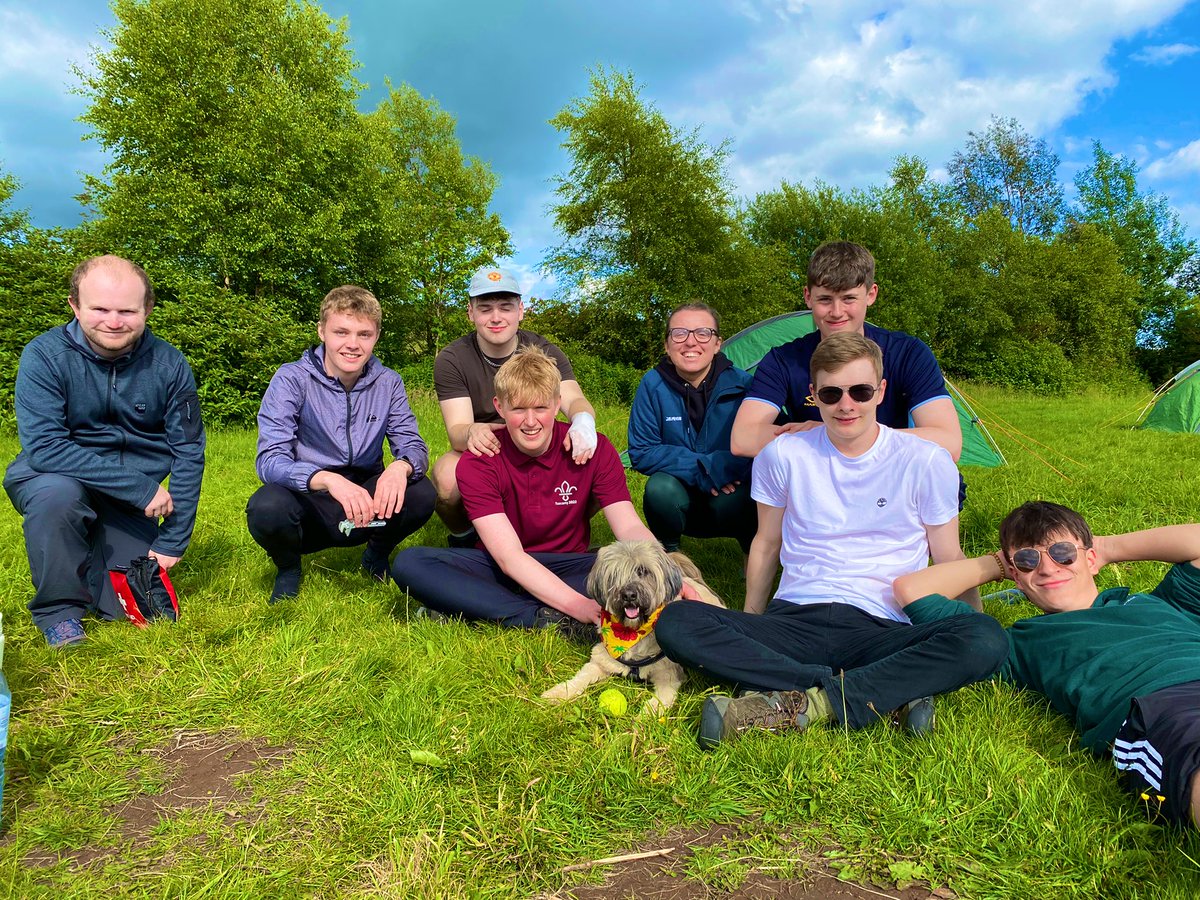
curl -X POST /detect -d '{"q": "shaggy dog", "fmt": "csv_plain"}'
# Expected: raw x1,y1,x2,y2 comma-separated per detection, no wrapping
541,540,724,716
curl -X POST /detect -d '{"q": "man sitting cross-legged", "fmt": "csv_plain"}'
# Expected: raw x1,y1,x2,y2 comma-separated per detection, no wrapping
894,502,1200,829
655,332,1006,749
391,347,658,640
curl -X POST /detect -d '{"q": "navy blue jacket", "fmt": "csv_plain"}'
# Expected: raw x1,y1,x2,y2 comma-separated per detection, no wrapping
627,360,753,493
5,321,206,557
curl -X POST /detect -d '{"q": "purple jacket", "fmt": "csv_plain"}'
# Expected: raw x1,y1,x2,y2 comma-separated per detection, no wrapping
255,346,428,491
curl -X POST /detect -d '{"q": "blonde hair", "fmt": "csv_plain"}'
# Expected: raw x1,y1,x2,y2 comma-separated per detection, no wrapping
809,332,883,381
493,346,561,406
320,285,382,330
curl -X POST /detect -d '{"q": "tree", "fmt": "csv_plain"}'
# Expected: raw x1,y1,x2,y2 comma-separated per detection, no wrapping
1072,142,1196,344
76,0,370,306
362,83,510,360
546,68,738,366
947,116,1064,237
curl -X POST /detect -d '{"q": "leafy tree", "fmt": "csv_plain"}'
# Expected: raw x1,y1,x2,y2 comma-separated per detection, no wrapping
546,68,738,366
947,116,1064,237
362,83,510,360
1072,142,1196,343
76,0,370,307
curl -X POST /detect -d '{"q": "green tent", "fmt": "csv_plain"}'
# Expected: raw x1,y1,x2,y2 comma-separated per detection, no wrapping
722,311,1005,468
1140,360,1200,434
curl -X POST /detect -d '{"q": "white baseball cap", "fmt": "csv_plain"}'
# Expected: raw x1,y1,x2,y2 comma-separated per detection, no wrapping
468,266,522,298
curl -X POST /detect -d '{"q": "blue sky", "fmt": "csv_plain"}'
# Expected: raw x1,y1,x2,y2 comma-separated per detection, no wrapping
3,0,1199,300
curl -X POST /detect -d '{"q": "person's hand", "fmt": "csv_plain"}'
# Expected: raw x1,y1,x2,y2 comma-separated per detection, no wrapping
325,474,376,528
774,421,820,436
465,423,502,457
565,412,597,464
679,581,702,601
147,550,181,570
144,485,174,519
373,461,411,519
711,480,740,496
563,593,601,624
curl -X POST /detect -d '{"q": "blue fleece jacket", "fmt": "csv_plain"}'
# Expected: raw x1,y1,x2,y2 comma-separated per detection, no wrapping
255,346,429,492
5,321,206,557
627,360,753,493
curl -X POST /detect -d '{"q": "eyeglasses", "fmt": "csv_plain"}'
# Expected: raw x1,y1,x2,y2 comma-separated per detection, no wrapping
814,383,879,405
667,327,719,343
1009,542,1086,573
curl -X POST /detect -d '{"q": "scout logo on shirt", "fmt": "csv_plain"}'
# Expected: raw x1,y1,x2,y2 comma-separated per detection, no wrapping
554,481,578,506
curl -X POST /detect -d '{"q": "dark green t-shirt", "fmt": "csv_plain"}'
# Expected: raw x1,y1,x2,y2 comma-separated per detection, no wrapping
907,563,1200,755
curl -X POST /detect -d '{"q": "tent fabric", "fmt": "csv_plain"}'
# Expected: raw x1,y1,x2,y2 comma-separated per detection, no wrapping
1141,360,1200,434
722,310,1005,468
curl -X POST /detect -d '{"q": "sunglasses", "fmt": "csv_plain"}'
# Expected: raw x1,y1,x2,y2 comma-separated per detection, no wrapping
1009,542,1086,573
667,327,719,343
815,383,878,405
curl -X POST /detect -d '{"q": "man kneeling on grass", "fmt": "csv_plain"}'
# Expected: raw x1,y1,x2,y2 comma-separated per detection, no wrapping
655,332,1007,749
894,502,1200,829
391,347,659,640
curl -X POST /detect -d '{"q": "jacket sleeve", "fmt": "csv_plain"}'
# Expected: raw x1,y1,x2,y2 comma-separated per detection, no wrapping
626,374,708,487
255,368,322,492
386,374,429,480
152,357,206,556
14,341,160,508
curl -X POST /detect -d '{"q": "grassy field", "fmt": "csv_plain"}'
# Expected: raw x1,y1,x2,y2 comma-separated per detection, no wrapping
2,383,1200,898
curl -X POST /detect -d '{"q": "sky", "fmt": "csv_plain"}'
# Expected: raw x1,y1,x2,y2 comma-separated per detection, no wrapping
3,0,1200,300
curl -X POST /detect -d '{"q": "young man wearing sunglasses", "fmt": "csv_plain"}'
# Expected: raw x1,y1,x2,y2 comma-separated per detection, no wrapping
730,241,961,463
627,303,757,556
894,501,1200,828
656,332,1006,749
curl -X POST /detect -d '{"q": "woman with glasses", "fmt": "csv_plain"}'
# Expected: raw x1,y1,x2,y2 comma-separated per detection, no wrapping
627,303,757,558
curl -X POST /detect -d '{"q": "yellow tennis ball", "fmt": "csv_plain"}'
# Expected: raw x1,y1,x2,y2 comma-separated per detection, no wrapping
598,688,628,717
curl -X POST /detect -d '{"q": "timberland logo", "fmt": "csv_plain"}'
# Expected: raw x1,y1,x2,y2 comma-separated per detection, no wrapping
554,481,578,506
877,497,887,507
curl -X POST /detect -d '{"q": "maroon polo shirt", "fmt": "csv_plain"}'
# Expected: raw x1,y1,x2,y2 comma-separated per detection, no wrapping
457,420,630,553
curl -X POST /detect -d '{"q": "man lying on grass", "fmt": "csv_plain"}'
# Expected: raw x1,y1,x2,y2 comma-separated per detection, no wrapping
391,347,658,641
894,502,1200,828
656,332,1006,749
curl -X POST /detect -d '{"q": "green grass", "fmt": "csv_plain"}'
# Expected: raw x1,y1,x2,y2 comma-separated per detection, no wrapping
2,383,1200,898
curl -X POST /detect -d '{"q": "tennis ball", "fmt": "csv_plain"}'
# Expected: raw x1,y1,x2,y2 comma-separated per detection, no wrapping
598,687,628,717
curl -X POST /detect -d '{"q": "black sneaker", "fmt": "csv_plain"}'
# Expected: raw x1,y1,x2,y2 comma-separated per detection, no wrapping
534,607,597,645
413,605,450,624
361,545,391,582
270,566,302,604
698,690,816,750
891,696,936,735
447,529,479,549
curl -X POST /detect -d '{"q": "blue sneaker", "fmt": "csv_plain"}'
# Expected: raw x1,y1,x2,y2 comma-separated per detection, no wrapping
44,618,86,648
892,696,936,735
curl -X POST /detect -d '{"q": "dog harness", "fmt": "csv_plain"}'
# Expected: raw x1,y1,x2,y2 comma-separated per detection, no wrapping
600,607,666,678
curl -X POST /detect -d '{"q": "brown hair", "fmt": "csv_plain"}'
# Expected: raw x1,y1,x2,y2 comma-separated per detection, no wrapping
667,302,721,335
807,241,875,292
494,346,561,406
320,285,382,330
999,501,1094,554
809,332,883,382
69,255,155,311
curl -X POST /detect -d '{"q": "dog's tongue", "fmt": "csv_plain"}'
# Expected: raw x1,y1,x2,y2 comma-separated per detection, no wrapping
624,605,641,620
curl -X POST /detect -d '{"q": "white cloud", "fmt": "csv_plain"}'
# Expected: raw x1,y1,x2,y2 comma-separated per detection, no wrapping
1132,42,1199,65
0,8,93,86
1145,139,1200,180
676,0,1189,197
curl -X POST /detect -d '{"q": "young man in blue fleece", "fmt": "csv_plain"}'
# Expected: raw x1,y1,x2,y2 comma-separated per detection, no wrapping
895,501,1200,829
246,286,435,603
4,255,206,647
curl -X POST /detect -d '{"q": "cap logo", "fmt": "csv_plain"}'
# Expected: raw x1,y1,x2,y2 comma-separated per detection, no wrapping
488,271,502,281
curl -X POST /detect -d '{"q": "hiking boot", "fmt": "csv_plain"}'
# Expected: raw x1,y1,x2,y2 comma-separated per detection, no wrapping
447,529,479,549
891,696,936,735
361,545,391,582
44,618,86,648
698,690,819,750
413,605,450,624
534,607,597,645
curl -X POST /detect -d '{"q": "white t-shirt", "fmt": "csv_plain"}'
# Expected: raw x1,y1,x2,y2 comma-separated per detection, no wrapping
751,424,959,623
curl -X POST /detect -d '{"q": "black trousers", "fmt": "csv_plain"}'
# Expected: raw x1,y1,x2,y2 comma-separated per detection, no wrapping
655,598,1008,729
245,475,436,570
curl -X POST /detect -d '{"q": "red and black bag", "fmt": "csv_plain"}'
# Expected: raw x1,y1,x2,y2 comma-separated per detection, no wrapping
109,556,180,627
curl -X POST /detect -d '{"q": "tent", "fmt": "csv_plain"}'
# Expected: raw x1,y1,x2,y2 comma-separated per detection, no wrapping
1139,359,1200,434
722,311,1005,468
